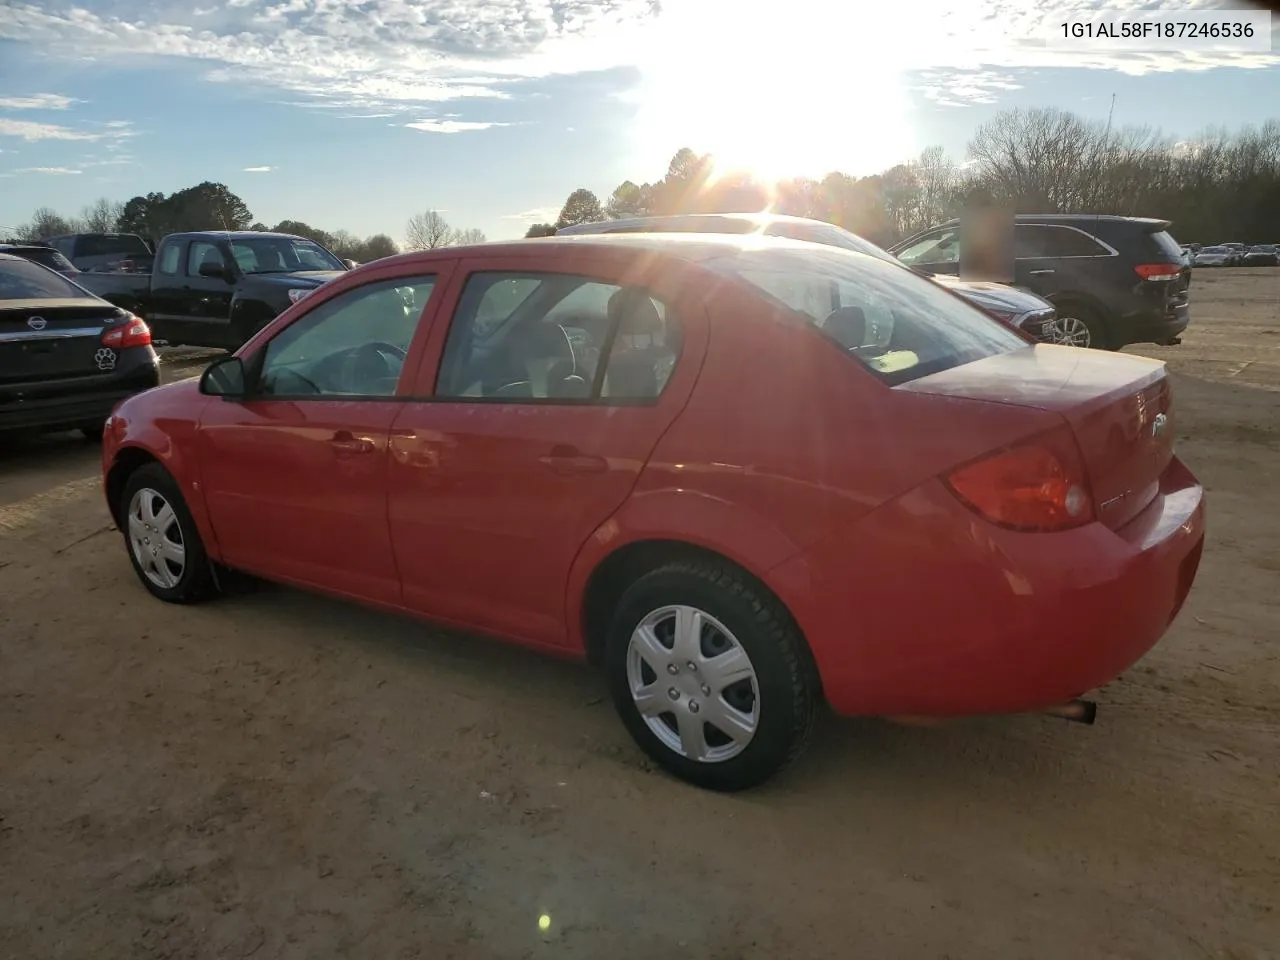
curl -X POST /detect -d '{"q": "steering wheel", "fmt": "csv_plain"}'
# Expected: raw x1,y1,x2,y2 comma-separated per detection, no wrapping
341,340,407,394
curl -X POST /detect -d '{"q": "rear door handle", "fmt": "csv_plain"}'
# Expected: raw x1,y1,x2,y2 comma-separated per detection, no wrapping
329,430,376,455
538,444,607,474
1029,268,1056,276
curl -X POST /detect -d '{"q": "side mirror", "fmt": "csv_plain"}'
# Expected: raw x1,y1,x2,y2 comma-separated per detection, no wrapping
342,259,357,270
200,355,246,399
198,261,231,281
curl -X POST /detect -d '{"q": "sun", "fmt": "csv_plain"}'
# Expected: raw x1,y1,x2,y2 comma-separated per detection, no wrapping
627,0,919,184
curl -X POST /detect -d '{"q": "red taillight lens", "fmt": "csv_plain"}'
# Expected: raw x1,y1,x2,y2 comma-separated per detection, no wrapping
1134,263,1181,282
101,315,152,349
943,424,1094,532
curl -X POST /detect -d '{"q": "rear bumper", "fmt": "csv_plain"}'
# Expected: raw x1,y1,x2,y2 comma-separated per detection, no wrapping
768,456,1206,718
0,354,160,432
1117,301,1189,346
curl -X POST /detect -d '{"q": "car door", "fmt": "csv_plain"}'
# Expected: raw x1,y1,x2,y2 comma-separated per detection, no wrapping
387,254,708,648
1011,224,1110,302
172,239,238,347
197,272,446,604
146,237,188,342
892,226,960,276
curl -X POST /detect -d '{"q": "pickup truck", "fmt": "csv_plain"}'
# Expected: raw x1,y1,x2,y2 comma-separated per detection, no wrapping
46,232,155,273
76,230,350,349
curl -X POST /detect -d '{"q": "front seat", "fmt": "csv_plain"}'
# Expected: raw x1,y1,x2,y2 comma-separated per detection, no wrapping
603,288,676,399
821,305,867,350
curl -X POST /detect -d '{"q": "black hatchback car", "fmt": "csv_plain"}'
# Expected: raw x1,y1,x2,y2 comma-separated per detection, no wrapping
891,214,1190,350
0,252,159,440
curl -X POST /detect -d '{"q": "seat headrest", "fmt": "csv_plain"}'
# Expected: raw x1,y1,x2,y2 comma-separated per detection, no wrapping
608,288,662,336
822,306,867,349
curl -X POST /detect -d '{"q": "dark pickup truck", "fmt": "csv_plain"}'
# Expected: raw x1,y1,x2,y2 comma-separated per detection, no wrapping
77,230,350,349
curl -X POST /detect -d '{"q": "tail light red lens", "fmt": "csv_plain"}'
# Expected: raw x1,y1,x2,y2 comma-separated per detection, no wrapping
943,424,1095,532
1134,263,1182,282
101,315,152,349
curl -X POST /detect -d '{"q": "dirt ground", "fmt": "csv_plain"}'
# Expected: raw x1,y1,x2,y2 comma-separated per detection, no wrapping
1,272,1278,960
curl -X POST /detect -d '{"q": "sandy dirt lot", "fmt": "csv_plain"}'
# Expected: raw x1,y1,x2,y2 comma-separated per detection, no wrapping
2,273,1278,959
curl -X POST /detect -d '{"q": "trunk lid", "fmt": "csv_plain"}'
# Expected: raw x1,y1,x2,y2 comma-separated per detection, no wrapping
0,299,124,385
899,344,1174,530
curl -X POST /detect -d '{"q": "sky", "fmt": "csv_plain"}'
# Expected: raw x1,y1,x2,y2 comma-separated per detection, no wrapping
1,0,1277,245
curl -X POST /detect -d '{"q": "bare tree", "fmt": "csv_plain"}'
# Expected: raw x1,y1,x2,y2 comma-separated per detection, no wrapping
405,210,454,250
80,197,124,233
453,227,486,246
18,207,82,240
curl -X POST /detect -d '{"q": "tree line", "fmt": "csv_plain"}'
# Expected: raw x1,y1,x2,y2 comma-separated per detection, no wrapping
5,183,486,264
533,108,1280,247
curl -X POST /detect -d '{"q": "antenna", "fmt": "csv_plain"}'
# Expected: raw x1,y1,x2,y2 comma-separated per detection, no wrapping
1103,93,1116,144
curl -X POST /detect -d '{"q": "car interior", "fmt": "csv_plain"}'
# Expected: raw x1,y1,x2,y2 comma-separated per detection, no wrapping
436,274,681,402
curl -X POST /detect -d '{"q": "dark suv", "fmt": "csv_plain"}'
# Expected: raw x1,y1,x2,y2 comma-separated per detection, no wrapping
890,215,1190,350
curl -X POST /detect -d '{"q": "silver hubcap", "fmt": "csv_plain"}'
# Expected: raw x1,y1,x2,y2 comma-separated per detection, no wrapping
127,487,186,589
626,605,760,763
1056,316,1091,347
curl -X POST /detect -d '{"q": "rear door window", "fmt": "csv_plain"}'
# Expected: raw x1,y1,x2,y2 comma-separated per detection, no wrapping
1015,225,1108,258
708,246,1025,386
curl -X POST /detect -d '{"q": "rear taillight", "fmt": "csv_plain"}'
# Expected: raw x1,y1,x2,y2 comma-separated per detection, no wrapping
1134,263,1181,282
101,315,152,349
943,424,1094,532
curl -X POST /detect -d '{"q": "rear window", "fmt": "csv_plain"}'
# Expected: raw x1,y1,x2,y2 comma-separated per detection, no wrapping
1146,229,1185,261
0,258,96,300
707,245,1025,386
74,234,151,258
4,247,75,272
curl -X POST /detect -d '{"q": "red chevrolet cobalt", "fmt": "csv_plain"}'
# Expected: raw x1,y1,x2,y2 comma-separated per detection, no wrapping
101,235,1205,790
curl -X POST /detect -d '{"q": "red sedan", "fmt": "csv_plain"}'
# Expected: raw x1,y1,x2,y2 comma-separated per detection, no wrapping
101,235,1205,791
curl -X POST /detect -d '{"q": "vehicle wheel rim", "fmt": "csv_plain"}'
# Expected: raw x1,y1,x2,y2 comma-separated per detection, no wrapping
1057,316,1091,347
625,604,760,763
127,487,186,589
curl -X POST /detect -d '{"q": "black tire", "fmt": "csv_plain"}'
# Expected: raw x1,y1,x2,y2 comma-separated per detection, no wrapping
79,420,106,442
1055,302,1113,351
119,462,218,604
605,559,820,791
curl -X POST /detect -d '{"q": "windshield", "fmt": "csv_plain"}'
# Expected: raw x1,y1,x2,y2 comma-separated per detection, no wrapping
706,245,1026,386
0,257,96,300
1200,246,1227,254
228,237,343,274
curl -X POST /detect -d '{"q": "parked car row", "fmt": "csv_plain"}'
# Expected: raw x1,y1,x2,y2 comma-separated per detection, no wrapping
1188,243,1279,267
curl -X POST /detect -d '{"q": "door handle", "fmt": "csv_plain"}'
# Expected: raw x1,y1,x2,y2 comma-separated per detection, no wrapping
538,444,608,474
1029,268,1056,276
329,430,376,455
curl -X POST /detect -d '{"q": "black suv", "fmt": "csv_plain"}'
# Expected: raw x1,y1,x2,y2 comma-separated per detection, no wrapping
890,215,1190,350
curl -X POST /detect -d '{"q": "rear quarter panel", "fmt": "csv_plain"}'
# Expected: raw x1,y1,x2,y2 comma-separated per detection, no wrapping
565,274,1063,649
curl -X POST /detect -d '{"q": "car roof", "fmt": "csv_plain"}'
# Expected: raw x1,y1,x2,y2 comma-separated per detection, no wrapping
162,231,311,242
369,233,793,269
557,212,842,234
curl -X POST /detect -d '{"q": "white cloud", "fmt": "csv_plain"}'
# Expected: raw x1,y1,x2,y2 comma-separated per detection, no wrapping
0,0,1273,164
243,165,274,172
0,92,78,110
14,166,83,175
502,206,561,222
0,116,135,143
404,119,507,134
0,117,98,141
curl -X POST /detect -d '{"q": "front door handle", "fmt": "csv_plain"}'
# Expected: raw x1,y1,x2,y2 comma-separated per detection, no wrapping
329,430,376,455
539,444,607,474
1029,268,1056,276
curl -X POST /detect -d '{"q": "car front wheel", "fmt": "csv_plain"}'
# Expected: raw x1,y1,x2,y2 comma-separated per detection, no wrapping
120,463,217,603
606,559,820,791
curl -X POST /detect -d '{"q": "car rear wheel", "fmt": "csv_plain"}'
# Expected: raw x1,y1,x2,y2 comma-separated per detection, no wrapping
606,559,820,791
120,463,217,604
1055,303,1111,350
